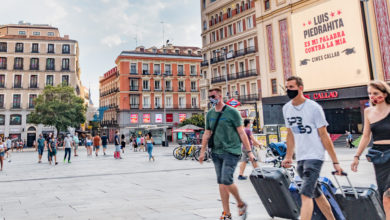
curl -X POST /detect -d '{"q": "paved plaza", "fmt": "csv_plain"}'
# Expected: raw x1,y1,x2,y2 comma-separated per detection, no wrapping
0,145,375,220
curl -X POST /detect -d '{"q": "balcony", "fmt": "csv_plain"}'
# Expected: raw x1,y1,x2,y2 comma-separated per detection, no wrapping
12,104,21,109
191,89,199,92
29,84,38,89
237,69,258,79
177,72,185,76
211,69,258,84
29,104,35,109
201,60,209,67
13,84,22,89
178,88,186,92
130,86,139,91
154,71,161,76
0,65,7,70
233,93,260,103
14,65,23,70
165,88,173,92
190,72,198,76
30,65,39,70
142,88,150,91
62,67,70,71
130,104,139,109
154,88,162,92
209,47,258,65
164,71,172,76
246,46,256,54
130,71,138,75
31,50,39,53
142,71,150,75
211,75,227,84
46,66,55,71
235,49,245,57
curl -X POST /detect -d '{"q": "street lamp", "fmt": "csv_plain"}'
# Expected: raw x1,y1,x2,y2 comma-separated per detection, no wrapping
216,48,229,99
163,72,168,146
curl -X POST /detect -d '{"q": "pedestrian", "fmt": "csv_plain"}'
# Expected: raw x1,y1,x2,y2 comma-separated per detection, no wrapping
48,135,58,165
46,133,53,162
121,134,126,154
36,134,46,163
136,136,141,151
114,130,122,159
145,133,155,162
199,88,254,220
86,134,93,156
17,139,22,152
133,136,138,152
0,138,4,171
5,137,11,160
73,132,79,156
351,80,390,218
140,135,146,152
238,119,260,180
347,132,355,148
63,134,73,163
93,134,101,157
101,133,108,156
281,76,343,220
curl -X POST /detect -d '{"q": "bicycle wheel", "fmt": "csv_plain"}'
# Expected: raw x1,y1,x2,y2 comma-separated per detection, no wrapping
176,147,186,160
173,146,180,158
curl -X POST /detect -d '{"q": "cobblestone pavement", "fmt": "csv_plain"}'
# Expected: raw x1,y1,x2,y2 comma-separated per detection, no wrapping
0,145,374,220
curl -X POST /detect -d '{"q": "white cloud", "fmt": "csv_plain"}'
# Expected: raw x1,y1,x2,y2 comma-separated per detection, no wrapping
100,35,123,48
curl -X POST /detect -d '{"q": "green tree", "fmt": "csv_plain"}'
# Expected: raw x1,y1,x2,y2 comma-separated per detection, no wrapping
28,85,87,133
180,114,205,128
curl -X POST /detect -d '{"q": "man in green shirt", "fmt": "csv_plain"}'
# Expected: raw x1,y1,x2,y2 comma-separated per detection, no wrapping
199,88,255,220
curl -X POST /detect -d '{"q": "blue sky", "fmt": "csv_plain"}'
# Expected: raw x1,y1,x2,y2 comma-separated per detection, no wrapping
2,0,202,106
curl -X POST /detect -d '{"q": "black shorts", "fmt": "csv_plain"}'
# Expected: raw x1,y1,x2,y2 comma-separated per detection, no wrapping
297,160,323,199
373,144,390,199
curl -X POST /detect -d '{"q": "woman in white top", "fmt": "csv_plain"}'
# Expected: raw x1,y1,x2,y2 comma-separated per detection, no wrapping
0,138,5,171
145,133,154,162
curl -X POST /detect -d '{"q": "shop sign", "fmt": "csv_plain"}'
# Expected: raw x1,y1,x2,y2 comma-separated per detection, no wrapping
226,98,241,108
166,114,173,123
143,114,151,123
179,113,187,122
304,91,339,100
291,0,370,91
155,114,163,123
130,114,138,123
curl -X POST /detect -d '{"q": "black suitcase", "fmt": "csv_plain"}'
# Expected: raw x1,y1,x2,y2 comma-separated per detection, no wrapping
332,172,385,220
250,167,300,220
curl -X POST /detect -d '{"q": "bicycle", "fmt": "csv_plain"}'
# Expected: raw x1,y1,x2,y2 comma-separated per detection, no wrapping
194,147,212,162
174,144,197,160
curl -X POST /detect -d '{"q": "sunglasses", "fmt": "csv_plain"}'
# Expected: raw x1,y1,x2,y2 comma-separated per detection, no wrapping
208,95,217,99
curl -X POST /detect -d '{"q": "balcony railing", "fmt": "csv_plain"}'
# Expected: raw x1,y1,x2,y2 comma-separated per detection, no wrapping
208,47,258,65
30,84,38,89
130,71,138,75
154,71,161,75
201,60,209,67
177,72,185,76
233,93,260,103
13,84,22,89
29,104,35,109
211,69,258,84
30,65,39,70
14,65,23,70
0,65,7,70
142,88,150,91
46,66,55,71
12,104,21,109
165,88,173,92
130,104,139,109
154,88,162,92
142,71,150,75
130,86,139,91
164,71,172,76
178,88,186,92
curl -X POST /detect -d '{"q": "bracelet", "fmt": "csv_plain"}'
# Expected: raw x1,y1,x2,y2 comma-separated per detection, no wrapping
246,151,252,153
354,155,360,160
333,162,339,165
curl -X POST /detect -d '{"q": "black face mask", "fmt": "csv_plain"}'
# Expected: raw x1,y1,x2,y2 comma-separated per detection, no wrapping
287,89,299,99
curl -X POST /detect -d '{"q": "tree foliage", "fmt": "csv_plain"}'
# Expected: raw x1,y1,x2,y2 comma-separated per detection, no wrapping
179,114,205,128
27,85,86,133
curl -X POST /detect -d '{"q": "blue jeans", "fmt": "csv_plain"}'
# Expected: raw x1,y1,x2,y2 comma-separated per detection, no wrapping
147,143,153,159
212,152,240,185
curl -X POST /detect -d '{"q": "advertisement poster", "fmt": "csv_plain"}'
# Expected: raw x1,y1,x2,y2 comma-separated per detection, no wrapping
279,127,288,142
256,135,267,146
130,114,138,123
155,114,162,123
166,114,173,123
268,134,279,144
179,113,187,122
291,0,370,91
143,114,151,123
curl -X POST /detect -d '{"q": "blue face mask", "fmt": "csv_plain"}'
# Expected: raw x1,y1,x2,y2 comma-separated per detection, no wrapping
209,95,220,106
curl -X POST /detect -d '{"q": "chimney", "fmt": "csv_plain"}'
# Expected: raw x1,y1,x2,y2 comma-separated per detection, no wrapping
64,35,69,39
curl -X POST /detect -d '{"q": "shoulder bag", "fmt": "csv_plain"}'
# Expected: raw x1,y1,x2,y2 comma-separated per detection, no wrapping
208,105,227,149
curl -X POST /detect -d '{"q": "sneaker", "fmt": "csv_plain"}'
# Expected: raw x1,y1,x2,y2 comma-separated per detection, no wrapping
238,202,248,220
64,159,66,163
238,175,248,180
220,212,232,220
68,161,71,163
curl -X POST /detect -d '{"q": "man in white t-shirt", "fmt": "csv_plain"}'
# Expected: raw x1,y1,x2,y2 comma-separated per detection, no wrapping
281,76,343,220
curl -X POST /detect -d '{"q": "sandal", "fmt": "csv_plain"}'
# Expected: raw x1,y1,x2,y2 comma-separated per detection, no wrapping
238,202,248,220
220,211,232,220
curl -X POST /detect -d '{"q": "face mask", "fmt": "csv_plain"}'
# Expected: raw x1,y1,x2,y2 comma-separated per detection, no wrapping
371,95,385,105
287,89,299,99
209,95,220,106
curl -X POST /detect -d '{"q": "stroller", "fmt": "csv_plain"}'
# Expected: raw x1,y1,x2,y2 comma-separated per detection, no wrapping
265,142,287,167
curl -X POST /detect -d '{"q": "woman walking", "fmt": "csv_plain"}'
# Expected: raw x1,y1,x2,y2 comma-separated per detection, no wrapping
121,134,126,154
86,135,93,156
0,138,5,171
351,80,390,218
145,133,155,162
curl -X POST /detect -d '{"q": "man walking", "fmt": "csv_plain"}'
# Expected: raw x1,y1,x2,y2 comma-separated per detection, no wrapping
36,134,46,163
114,131,121,159
199,88,254,220
281,76,343,220
73,132,79,156
93,134,101,157
101,133,108,156
5,137,12,160
63,134,73,163
48,135,58,165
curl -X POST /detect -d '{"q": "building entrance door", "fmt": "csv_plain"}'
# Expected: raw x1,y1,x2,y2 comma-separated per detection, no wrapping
324,108,362,134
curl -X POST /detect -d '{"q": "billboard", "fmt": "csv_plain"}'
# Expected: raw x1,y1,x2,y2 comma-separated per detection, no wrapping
143,114,151,123
155,114,163,123
130,114,138,123
179,113,187,122
291,0,370,91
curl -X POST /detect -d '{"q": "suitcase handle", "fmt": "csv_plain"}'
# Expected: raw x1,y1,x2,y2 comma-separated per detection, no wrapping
331,171,358,199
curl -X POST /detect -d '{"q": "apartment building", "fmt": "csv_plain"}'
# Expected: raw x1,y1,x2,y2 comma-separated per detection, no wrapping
0,22,82,145
99,44,202,143
200,0,262,128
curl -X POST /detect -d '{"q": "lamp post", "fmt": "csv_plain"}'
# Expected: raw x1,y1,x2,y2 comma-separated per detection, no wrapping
163,72,168,146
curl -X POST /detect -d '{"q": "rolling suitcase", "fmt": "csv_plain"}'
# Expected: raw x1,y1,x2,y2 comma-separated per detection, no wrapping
332,171,385,220
250,167,300,220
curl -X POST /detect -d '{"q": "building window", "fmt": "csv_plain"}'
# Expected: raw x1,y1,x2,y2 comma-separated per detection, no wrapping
175,49,180,54
33,32,40,36
130,63,137,74
228,25,233,36
15,43,23,52
32,43,39,53
192,97,197,108
29,94,37,108
165,80,172,91
237,21,242,33
178,65,184,75
18,31,26,35
30,58,39,70
264,0,270,10
62,44,70,54
166,97,172,108
0,75,5,88
10,114,22,125
143,80,149,90
46,58,55,70
62,75,69,86
165,64,171,75
0,42,7,52
0,57,6,69
47,44,54,53
12,95,21,109
178,81,185,91
30,75,38,88
48,32,54,36
0,115,4,125
179,97,185,108
220,28,224,39
46,75,54,86
271,78,277,94
154,80,161,90
212,32,216,42
201,89,206,100
62,58,70,70
203,21,207,31
227,8,232,18
14,57,23,70
142,63,149,74
143,96,150,108
14,75,22,88
190,65,196,75
155,96,161,108
0,95,4,108
191,81,197,91
130,95,139,108
154,64,160,75
203,0,206,9
236,3,241,13
247,17,253,29
130,79,138,91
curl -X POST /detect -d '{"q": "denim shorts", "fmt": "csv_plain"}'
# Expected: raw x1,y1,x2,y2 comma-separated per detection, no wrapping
0,151,4,157
38,147,44,155
297,160,323,198
115,145,121,152
103,145,107,149
212,152,241,185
